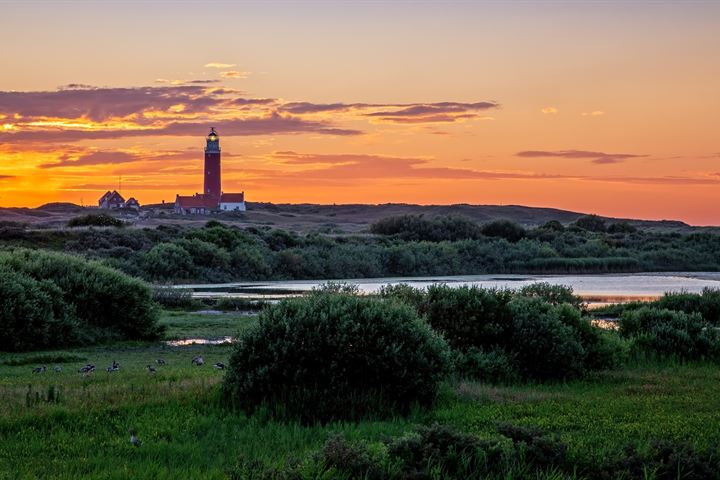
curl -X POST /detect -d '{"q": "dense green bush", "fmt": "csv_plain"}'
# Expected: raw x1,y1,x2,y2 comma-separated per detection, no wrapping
0,269,77,352
231,423,570,480
67,213,123,228
421,285,514,351
656,288,720,325
480,219,527,242
152,286,202,310
518,282,583,308
0,249,161,351
620,307,720,361
421,286,621,381
222,293,451,423
370,214,483,242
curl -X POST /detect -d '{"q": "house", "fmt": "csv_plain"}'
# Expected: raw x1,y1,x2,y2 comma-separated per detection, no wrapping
126,197,141,210
219,192,246,212
98,190,126,209
174,194,215,215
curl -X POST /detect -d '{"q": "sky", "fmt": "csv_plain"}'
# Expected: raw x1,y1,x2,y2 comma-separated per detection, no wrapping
0,1,719,224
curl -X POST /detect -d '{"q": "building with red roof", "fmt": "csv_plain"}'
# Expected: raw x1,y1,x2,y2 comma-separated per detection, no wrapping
173,128,246,215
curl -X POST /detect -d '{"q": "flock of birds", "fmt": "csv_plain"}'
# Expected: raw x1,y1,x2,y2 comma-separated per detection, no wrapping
30,355,227,447
31,356,227,375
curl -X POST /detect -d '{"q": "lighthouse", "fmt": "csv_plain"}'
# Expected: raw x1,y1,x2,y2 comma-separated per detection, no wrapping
174,128,246,215
204,127,221,200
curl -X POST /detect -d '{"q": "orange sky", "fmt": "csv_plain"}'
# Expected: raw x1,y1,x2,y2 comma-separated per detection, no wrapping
1,1,719,224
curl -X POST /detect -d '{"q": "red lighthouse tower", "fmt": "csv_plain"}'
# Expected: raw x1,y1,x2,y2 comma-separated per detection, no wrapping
204,127,221,201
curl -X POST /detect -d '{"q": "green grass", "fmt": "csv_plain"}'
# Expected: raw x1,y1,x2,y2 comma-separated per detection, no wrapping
159,310,257,340
1,311,720,479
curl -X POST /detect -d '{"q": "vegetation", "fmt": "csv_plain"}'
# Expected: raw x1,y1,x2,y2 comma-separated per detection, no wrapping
67,213,124,228
2,215,720,282
0,249,161,351
222,292,451,422
381,284,623,382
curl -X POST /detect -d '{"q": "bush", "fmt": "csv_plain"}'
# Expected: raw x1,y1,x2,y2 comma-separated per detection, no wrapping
621,307,720,361
518,282,583,308
0,269,78,352
141,242,194,280
378,283,426,310
0,249,161,351
370,214,483,242
222,293,451,423
480,220,527,242
594,439,720,480
421,285,514,351
152,286,201,310
68,213,123,228
508,297,587,380
573,214,607,232
453,348,519,383
657,289,720,326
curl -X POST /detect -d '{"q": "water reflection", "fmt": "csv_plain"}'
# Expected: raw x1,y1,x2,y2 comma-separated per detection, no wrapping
165,336,234,346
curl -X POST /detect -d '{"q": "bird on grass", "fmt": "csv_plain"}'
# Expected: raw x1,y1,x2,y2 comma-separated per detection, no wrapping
155,358,166,366
112,360,120,370
79,364,96,374
32,366,47,374
129,429,142,447
213,362,225,370
191,356,204,366
106,365,119,373
53,366,62,373
146,364,157,374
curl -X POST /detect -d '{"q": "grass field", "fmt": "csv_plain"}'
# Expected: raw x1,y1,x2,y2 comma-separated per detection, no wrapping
1,310,719,479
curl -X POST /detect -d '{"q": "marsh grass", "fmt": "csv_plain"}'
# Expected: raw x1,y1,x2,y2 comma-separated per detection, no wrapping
1,310,720,478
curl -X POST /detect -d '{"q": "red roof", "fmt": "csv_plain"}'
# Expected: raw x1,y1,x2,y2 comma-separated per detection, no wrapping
175,195,217,208
220,192,245,203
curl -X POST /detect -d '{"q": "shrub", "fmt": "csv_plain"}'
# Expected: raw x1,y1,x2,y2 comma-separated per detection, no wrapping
508,297,587,380
620,307,720,361
68,213,123,228
453,348,519,383
657,289,720,326
573,214,607,232
518,282,583,308
370,214,483,242
222,293,451,423
0,269,77,352
152,286,201,310
594,439,720,480
0,249,161,351
480,220,527,242
141,242,194,280
378,283,426,310
421,285,514,351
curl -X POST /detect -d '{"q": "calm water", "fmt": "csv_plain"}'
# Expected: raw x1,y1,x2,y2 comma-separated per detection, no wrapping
177,272,720,303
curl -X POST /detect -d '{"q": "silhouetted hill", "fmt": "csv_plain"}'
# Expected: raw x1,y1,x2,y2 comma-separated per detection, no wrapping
0,202,699,232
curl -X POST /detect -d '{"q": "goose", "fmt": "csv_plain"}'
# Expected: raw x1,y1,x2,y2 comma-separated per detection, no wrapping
32,366,47,374
112,360,120,370
54,366,62,373
79,364,96,374
191,356,204,366
106,365,119,373
146,364,157,374
155,358,166,366
213,362,225,370
129,429,142,447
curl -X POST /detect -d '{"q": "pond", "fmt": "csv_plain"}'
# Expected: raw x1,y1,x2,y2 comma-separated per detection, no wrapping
176,272,720,306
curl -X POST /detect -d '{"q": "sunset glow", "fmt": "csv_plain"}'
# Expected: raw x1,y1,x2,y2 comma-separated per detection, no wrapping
1,1,719,224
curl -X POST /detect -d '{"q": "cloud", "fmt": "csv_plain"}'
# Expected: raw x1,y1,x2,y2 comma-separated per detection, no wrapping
220,71,250,79
582,111,605,116
516,150,647,165
541,107,558,114
0,84,222,121
256,151,567,185
37,149,198,169
365,102,498,124
0,84,499,143
204,62,236,68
